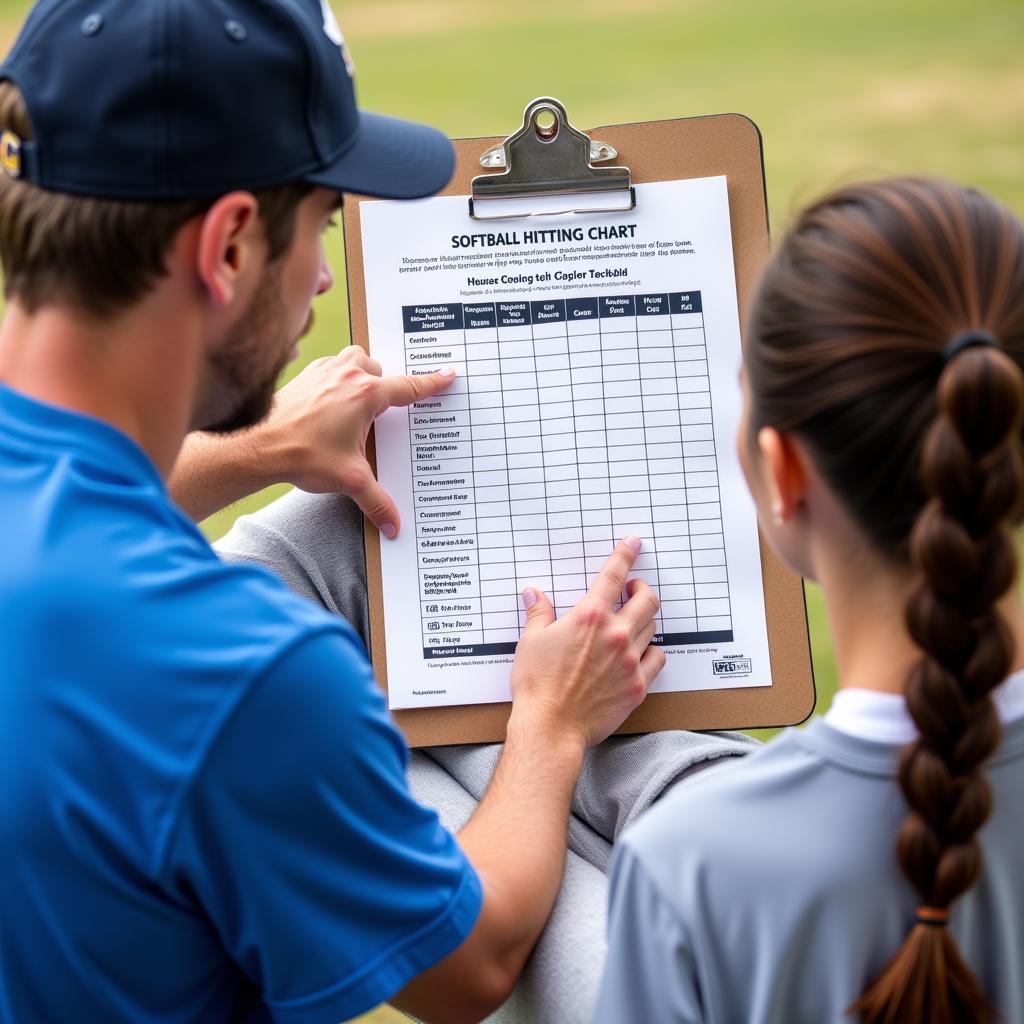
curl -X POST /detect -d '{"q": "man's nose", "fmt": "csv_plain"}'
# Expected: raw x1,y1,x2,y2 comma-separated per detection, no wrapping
316,257,334,296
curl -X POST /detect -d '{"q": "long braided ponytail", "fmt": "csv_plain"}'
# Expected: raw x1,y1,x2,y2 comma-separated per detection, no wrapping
745,177,1024,1023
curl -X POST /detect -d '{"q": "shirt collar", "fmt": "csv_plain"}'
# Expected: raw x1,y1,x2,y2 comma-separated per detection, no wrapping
825,668,1024,744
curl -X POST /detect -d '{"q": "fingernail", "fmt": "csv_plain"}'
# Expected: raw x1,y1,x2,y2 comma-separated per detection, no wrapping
623,535,641,552
381,523,397,539
521,588,537,609
437,367,456,378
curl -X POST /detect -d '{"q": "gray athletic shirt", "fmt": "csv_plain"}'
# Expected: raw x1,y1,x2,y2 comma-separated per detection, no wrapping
593,716,1024,1023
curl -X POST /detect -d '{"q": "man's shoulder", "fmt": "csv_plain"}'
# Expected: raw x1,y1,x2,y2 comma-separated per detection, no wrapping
2,466,371,869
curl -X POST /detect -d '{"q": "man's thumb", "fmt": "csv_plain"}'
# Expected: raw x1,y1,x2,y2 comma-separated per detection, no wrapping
520,587,555,632
350,472,400,540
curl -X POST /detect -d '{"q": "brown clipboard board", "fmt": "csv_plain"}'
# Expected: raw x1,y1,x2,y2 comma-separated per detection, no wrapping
343,100,815,747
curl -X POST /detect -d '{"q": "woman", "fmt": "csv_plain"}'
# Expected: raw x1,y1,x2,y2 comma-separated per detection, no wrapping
593,177,1024,1023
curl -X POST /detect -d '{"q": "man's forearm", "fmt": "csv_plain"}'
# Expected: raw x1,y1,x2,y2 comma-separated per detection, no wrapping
392,715,585,1022
459,715,584,965
169,429,285,522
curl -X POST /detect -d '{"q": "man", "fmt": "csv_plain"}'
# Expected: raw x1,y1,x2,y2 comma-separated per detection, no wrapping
0,2,667,1022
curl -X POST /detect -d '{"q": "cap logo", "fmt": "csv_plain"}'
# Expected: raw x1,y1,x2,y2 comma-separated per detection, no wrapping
0,129,21,177
319,0,355,77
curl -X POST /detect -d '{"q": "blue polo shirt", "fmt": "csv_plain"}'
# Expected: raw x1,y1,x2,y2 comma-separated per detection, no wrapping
0,383,481,1023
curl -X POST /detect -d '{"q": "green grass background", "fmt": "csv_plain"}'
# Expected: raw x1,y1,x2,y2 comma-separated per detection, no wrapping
0,1,1019,1020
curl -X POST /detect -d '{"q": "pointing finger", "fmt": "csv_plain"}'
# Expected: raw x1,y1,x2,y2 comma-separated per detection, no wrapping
381,369,457,408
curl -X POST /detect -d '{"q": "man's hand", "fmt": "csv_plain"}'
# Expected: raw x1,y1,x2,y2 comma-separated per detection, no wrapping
258,347,454,538
509,537,666,751
169,346,454,526
393,540,665,1023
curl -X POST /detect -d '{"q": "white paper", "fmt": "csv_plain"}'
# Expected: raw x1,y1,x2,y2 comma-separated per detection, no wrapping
360,177,772,709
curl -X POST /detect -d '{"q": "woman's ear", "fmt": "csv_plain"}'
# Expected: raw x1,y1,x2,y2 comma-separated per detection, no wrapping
757,426,809,525
194,192,261,308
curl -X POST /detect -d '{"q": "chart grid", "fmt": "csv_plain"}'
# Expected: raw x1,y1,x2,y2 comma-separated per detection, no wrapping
404,291,734,659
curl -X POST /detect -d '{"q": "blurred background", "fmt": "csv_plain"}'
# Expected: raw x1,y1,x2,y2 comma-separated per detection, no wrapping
0,1,1019,1020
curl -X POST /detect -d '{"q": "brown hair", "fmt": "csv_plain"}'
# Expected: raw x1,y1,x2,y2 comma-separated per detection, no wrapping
746,177,1024,1023
0,81,311,319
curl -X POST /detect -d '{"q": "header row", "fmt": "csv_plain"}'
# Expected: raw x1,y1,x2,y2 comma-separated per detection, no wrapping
403,292,703,333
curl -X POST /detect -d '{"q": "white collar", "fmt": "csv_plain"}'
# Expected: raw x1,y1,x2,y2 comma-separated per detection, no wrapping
825,668,1024,744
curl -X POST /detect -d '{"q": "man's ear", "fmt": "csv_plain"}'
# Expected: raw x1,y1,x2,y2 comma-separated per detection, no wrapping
756,426,809,523
194,192,262,308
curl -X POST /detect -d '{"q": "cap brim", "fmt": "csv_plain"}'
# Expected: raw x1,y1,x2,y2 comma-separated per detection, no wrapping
305,111,455,200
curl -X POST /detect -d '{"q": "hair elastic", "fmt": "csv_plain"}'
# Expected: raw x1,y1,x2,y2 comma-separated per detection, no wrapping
915,906,950,927
942,329,1002,364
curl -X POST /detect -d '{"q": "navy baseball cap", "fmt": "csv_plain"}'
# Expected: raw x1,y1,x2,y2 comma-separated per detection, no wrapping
0,0,454,201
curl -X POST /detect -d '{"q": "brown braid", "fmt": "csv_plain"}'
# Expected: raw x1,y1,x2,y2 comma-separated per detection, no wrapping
745,178,1024,1023
850,345,1024,1023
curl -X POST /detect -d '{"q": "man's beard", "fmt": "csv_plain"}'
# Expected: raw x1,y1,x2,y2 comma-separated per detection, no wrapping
201,265,293,435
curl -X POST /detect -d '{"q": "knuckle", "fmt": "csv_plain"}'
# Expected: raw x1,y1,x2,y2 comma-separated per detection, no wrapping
353,376,377,400
577,604,605,629
609,629,629,651
621,650,639,673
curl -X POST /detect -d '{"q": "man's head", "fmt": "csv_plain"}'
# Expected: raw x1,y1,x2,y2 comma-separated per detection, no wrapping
0,0,454,431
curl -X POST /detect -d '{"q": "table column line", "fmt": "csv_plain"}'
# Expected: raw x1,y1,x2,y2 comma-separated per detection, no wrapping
633,293,664,632
485,301,515,636
597,309,615,564
529,313,553,592
668,293,696,638
695,303,733,634
567,323,586,609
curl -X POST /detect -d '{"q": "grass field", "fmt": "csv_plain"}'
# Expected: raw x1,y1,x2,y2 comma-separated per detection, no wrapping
0,1,1018,1020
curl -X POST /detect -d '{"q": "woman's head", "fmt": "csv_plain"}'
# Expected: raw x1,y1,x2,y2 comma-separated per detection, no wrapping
743,177,1024,1023
743,177,1024,568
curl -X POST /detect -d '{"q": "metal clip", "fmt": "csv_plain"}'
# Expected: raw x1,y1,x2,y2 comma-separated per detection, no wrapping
470,97,635,221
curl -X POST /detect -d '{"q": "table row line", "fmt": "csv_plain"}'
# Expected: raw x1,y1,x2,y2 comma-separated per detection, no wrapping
415,502,722,528
414,435,716,456
408,342,709,366
415,536,726,559
413,500,724,523
409,367,712,391
420,620,734,653
417,549,727,574
421,581,729,616
403,335,708,360
411,409,716,432
410,398,715,423
416,542,725,564
415,476,721,499
417,518,722,541
411,394,715,417
409,491,720,516
407,342,708,368
420,564,730,595
420,597,732,632
411,512,724,536
407,372,712,395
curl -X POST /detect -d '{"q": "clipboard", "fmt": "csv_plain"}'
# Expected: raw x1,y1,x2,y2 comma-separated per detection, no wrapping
343,98,815,746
